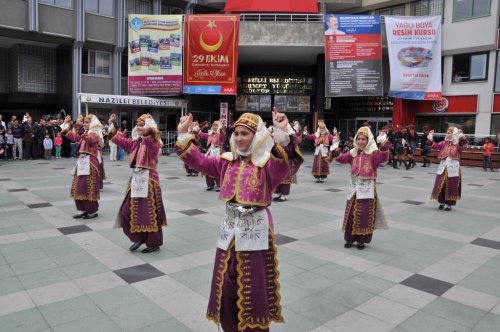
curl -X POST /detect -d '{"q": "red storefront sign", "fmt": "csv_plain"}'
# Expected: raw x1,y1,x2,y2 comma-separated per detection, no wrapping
415,95,478,114
225,0,318,13
183,15,239,95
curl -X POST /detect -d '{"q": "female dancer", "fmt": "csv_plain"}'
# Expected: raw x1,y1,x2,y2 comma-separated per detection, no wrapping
176,108,302,332
429,127,467,211
108,113,167,253
61,114,102,219
303,121,336,183
329,126,390,249
198,120,225,191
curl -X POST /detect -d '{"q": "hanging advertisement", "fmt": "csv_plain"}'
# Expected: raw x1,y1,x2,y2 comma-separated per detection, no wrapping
220,102,228,126
183,15,239,95
324,14,383,97
385,16,442,100
128,15,183,96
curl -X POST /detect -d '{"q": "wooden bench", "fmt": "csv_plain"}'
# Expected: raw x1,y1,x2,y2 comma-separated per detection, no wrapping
413,148,500,168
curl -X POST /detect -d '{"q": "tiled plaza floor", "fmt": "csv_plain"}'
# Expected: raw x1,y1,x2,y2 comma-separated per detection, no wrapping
0,153,499,331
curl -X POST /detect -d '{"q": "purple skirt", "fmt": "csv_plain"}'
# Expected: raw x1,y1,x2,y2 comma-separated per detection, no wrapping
342,194,377,244
119,177,167,248
311,154,330,177
431,168,461,204
70,157,100,202
207,234,283,331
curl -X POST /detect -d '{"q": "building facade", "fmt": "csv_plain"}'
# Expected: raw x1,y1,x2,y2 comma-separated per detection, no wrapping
0,0,498,135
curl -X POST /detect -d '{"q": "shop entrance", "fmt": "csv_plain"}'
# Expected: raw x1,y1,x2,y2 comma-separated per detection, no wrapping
339,117,392,140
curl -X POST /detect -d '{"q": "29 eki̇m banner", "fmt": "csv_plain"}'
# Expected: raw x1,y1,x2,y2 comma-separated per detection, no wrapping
385,16,442,100
324,14,383,97
183,15,239,95
128,15,183,96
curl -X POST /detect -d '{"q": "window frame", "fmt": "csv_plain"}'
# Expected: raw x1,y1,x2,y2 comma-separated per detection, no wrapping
85,0,115,17
495,51,500,92
38,0,73,9
452,0,492,22
410,0,444,16
452,52,489,83
82,49,112,78
375,5,406,16
126,0,153,15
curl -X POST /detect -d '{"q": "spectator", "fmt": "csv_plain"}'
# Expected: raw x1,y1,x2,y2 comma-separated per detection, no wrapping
54,132,63,159
11,120,23,160
34,119,47,159
5,128,14,161
0,114,5,130
21,116,35,160
0,127,5,160
7,115,17,130
43,133,53,160
482,137,495,172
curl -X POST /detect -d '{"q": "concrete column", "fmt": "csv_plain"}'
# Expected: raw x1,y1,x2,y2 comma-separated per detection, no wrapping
315,53,325,123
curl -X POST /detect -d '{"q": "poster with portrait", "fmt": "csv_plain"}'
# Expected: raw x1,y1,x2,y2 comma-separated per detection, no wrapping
274,95,286,112
385,16,442,100
128,15,183,96
298,96,311,112
324,14,383,97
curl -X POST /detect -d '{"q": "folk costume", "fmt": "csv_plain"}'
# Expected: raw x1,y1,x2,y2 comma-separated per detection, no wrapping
330,127,389,249
198,120,226,191
63,115,102,219
273,121,303,202
176,112,303,332
184,122,200,177
304,121,335,183
429,127,467,211
110,114,167,253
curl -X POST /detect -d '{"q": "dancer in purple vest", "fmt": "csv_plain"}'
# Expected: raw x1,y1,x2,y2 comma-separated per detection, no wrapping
107,113,167,253
176,108,303,332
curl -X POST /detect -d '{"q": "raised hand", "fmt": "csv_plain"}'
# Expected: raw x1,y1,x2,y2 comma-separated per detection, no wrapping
272,107,288,132
108,113,117,124
64,115,72,123
178,113,193,133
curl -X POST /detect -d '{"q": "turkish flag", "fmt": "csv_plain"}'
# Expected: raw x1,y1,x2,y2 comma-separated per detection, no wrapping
225,0,318,13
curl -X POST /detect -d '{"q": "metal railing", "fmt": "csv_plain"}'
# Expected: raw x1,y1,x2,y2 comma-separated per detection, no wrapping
161,131,178,154
240,13,324,22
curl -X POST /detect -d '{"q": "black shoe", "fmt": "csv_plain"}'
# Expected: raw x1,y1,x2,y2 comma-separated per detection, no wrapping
129,242,144,251
192,173,199,177
315,179,320,183
83,213,98,219
73,212,87,219
142,246,159,253
273,195,282,201
357,243,365,250
206,187,214,191
444,205,452,211
438,204,445,210
186,173,192,177
215,188,220,192
392,163,400,169
344,242,353,248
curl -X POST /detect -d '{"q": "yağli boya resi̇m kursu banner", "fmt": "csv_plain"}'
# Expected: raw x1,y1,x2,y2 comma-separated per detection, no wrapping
385,16,442,100
128,15,183,96
324,14,383,97
183,15,239,94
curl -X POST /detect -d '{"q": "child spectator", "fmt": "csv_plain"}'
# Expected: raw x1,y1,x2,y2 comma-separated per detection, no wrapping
5,128,14,161
43,134,53,160
54,132,63,159
482,137,495,171
0,127,5,160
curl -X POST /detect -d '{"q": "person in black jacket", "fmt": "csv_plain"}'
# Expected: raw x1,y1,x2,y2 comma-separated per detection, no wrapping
420,126,432,167
393,125,410,170
34,119,47,159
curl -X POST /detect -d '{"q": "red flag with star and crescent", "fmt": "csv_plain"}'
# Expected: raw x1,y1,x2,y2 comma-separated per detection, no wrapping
183,15,240,95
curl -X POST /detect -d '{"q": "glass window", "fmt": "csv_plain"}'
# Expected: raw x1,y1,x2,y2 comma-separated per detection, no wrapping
416,115,476,134
127,0,152,14
82,50,111,76
411,0,444,16
491,114,500,135
85,0,113,16
452,52,489,82
376,5,406,16
453,0,491,20
495,51,500,92
39,0,72,8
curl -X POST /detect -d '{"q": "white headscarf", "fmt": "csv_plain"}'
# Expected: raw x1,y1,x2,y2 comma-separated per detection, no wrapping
350,126,377,157
87,115,104,147
225,115,274,167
